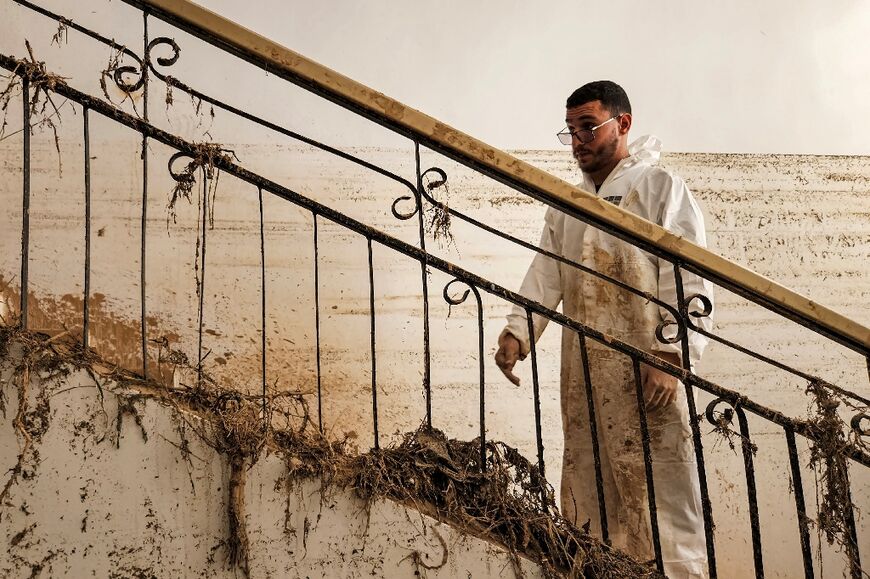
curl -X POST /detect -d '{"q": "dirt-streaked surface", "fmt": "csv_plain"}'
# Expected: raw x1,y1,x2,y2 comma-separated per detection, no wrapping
2,138,869,578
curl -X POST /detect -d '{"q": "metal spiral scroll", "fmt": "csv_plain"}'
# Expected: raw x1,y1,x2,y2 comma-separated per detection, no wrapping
145,37,181,74
419,167,449,205
654,293,711,347
167,151,198,185
103,37,182,98
704,396,756,454
655,318,686,346
390,166,449,221
685,293,714,326
108,37,180,94
686,294,713,331
851,413,870,438
443,277,482,309
705,397,737,432
109,52,146,93
651,292,712,349
390,187,419,220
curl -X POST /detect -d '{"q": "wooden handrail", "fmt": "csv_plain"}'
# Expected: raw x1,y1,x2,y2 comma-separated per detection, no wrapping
125,0,870,355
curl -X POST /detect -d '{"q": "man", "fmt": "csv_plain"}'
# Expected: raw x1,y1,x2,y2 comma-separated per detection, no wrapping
494,81,713,578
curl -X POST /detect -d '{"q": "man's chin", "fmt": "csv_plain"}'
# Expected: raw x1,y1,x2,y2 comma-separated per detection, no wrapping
575,158,596,172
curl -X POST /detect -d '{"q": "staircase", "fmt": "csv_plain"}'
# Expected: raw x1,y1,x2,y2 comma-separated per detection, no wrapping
0,1,868,577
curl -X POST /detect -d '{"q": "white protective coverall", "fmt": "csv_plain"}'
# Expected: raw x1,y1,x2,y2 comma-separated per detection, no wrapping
502,136,714,578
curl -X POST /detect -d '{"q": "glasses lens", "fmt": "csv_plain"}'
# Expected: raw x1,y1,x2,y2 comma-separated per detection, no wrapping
557,131,572,145
576,129,594,144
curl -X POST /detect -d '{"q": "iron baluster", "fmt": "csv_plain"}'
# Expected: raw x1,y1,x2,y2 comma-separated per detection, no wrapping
368,237,380,450
526,310,547,509
843,472,862,579
443,279,486,472
577,332,610,544
196,169,208,386
19,75,30,329
313,212,323,433
673,263,718,578
414,141,433,429
83,106,91,350
140,9,149,378
631,358,664,574
258,186,267,423
784,427,815,579
705,399,764,578
736,403,764,579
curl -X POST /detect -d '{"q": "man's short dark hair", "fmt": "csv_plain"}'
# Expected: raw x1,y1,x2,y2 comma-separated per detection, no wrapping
566,81,631,116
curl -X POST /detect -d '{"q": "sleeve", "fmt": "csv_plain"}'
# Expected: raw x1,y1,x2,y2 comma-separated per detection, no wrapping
651,174,715,366
502,208,564,359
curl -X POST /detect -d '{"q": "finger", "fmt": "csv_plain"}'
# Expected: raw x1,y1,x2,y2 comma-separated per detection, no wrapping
643,374,658,404
499,365,521,386
647,385,664,411
642,380,654,407
656,386,673,409
665,387,678,407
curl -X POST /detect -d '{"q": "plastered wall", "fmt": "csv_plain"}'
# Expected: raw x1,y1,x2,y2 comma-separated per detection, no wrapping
0,347,546,578
1,139,868,577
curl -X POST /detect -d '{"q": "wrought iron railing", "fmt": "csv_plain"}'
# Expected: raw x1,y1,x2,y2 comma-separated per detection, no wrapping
1,1,868,577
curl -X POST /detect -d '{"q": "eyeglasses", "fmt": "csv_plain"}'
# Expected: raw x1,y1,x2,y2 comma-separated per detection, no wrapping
556,116,618,146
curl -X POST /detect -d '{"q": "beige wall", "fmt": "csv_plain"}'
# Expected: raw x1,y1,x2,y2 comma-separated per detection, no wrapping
0,355,546,578
2,4,869,576
1,135,868,577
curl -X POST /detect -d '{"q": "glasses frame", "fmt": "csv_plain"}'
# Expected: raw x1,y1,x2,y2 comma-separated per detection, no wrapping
557,116,619,146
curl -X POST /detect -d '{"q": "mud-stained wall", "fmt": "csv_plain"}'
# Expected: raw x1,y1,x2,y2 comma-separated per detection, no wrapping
1,6,869,577
2,140,868,578
0,350,546,578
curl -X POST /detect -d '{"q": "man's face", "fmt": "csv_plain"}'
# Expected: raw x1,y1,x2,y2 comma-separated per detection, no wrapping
565,100,624,174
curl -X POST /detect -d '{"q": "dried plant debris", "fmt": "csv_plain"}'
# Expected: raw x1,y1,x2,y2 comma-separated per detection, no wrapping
0,41,71,173
705,400,757,455
0,326,662,578
165,143,238,303
50,18,70,47
802,380,868,575
164,79,174,110
100,44,142,115
422,173,456,248
0,324,78,508
167,142,236,225
351,428,661,579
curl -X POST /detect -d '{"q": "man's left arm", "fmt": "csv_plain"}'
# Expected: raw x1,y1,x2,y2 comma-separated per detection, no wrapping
643,173,715,409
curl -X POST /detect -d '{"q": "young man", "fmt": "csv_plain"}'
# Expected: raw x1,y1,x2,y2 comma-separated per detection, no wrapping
494,81,714,578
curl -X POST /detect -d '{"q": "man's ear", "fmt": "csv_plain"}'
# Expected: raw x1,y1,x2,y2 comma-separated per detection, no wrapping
618,113,632,134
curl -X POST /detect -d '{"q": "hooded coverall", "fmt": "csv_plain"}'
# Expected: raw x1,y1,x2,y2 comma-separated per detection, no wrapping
502,136,714,578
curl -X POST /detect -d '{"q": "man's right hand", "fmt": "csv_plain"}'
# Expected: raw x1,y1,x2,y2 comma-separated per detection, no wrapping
495,332,522,386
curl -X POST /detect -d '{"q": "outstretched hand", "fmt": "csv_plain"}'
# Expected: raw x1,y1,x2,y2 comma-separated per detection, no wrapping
495,332,522,386
641,351,681,411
